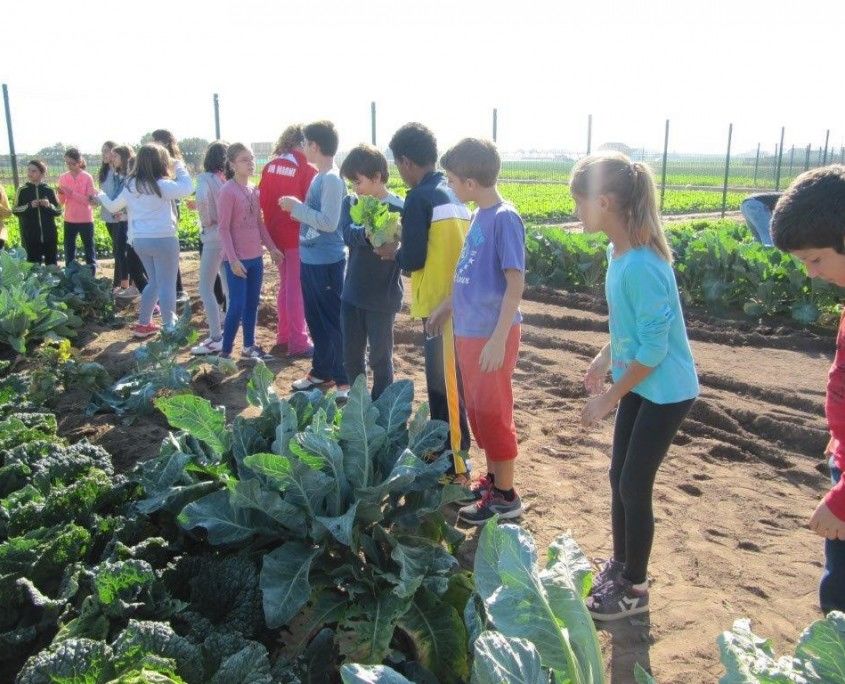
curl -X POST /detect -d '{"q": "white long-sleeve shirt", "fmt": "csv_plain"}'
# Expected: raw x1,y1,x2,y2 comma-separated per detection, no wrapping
98,161,193,241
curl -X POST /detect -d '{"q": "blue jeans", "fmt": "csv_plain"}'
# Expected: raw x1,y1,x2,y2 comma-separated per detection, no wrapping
301,260,348,385
223,256,263,354
341,302,395,400
132,236,180,328
821,457,845,614
64,221,97,272
740,198,774,247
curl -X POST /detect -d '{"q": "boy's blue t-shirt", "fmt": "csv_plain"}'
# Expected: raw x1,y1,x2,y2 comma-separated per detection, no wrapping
606,244,699,404
452,202,525,338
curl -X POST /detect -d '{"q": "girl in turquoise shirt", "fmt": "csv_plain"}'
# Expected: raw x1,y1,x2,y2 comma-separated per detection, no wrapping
573,152,699,622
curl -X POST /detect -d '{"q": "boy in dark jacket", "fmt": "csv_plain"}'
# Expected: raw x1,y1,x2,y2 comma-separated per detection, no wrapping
12,160,61,265
338,144,403,400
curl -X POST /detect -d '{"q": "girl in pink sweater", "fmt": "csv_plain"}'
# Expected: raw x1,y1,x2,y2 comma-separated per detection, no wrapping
57,148,97,272
218,143,283,360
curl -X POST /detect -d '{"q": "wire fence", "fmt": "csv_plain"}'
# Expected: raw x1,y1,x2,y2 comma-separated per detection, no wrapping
2,87,841,219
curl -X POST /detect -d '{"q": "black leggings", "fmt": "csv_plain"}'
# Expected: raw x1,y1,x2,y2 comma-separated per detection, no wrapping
610,392,694,584
106,221,129,285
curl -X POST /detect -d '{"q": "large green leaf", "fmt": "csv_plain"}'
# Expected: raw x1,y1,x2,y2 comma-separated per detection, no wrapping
337,592,410,664
137,451,191,496
390,540,457,599
260,542,321,629
794,611,845,684
154,395,229,456
405,402,449,458
471,630,547,684
717,618,805,683
339,375,387,490
315,501,359,547
246,362,278,410
372,380,413,467
474,522,584,682
396,588,469,684
178,490,262,545
243,452,293,489
231,416,267,479
295,428,350,516
541,534,604,684
229,478,305,534
271,401,300,457
340,664,413,684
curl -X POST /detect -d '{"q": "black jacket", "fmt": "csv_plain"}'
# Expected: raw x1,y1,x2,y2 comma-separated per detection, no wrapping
13,183,61,236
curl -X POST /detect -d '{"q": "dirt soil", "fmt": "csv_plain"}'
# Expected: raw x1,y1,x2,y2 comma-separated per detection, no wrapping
53,253,834,683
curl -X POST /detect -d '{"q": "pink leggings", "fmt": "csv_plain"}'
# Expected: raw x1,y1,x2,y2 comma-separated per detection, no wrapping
276,247,311,352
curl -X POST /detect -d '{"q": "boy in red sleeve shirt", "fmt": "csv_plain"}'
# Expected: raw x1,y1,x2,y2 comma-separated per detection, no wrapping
772,164,845,614
259,125,318,357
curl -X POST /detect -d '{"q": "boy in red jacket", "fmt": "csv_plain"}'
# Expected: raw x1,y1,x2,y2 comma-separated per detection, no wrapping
772,164,845,614
259,125,318,357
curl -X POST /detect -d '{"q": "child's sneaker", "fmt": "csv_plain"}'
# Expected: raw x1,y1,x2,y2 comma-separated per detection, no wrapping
458,488,523,526
116,285,140,299
131,322,160,339
334,384,351,401
176,291,189,304
292,375,329,391
191,337,223,355
288,345,314,359
586,576,649,621
589,558,624,596
152,304,161,318
241,345,273,362
456,473,494,504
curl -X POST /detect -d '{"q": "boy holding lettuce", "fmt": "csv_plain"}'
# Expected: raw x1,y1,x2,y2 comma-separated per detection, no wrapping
338,144,404,400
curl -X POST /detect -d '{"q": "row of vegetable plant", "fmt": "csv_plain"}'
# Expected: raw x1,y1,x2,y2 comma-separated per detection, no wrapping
526,220,844,326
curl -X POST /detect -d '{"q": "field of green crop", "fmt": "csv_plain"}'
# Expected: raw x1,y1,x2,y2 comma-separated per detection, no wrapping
3,171,752,259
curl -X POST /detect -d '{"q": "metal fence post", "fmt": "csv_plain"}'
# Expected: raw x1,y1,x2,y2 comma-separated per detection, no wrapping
841,146,845,164
775,127,785,190
721,123,733,218
805,144,811,171
818,147,823,165
586,114,592,154
371,102,376,146
660,119,670,211
788,144,795,176
752,143,760,186
492,108,498,143
2,84,19,190
213,93,220,140
823,129,830,165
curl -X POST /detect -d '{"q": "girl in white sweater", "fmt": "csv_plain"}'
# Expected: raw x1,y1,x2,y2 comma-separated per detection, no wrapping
98,143,192,337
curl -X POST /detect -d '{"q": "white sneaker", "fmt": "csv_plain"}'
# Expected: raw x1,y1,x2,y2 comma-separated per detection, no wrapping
116,285,140,299
176,291,189,304
334,385,351,401
292,375,326,391
191,337,223,355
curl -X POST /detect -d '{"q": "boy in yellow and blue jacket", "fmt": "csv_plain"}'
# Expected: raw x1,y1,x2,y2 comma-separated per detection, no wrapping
378,123,470,475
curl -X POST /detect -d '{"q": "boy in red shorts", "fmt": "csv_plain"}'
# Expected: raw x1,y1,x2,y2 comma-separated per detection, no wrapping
428,138,525,524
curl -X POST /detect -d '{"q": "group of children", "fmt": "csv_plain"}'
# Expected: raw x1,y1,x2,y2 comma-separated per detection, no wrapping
4,119,844,624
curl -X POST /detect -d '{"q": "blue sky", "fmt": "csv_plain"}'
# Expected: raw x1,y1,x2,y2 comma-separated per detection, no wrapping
2,0,841,156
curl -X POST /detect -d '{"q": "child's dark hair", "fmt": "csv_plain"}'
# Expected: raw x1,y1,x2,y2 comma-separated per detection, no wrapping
152,129,182,160
99,140,117,183
203,141,229,174
128,143,170,197
772,165,845,254
440,138,500,187
389,123,437,167
273,125,305,155
28,159,47,176
303,121,339,157
340,144,389,184
64,147,86,170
